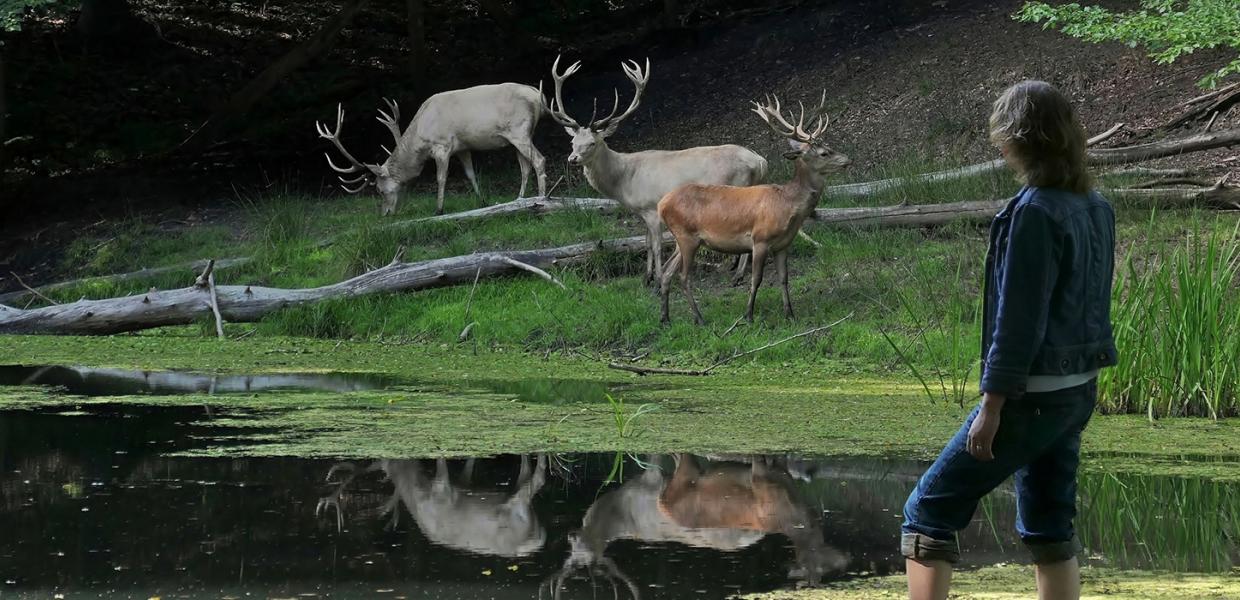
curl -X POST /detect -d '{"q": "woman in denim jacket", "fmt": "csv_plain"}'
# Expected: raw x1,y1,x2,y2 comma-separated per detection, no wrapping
901,80,1118,600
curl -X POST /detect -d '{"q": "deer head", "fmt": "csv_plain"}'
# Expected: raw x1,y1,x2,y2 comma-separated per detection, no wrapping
315,99,414,216
541,55,650,166
751,92,851,175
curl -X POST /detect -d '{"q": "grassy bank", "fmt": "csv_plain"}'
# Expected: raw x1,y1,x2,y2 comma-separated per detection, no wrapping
742,564,1240,599
8,161,1240,416
3,335,1239,481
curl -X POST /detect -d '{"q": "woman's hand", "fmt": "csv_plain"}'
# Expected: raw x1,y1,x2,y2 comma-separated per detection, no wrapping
968,393,1006,461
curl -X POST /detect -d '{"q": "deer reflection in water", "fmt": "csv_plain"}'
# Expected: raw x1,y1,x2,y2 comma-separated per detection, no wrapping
545,454,849,599
317,454,547,557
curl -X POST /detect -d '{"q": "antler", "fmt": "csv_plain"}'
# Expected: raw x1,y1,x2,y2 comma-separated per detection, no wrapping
541,54,584,129
315,104,379,194
593,58,650,135
316,461,361,532
750,91,831,144
375,97,402,146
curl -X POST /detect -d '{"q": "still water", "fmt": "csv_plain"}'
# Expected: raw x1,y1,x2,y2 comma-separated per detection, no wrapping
0,368,1237,599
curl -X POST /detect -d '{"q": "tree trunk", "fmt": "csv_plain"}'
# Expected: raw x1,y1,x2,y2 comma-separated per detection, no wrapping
5,183,1235,333
180,0,369,151
406,0,428,84
76,0,152,40
0,237,649,335
829,126,1239,200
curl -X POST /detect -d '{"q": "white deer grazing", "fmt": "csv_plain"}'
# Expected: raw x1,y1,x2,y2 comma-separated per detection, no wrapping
317,455,548,557
316,83,549,216
542,56,768,286
659,94,851,324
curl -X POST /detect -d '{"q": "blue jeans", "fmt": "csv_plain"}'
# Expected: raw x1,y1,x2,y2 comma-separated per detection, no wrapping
901,380,1097,564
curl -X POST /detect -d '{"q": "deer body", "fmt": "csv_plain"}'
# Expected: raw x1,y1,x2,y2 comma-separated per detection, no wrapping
544,57,767,285
318,83,548,216
659,95,851,324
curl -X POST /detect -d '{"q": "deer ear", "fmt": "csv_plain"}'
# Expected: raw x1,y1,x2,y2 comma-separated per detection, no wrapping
564,126,577,137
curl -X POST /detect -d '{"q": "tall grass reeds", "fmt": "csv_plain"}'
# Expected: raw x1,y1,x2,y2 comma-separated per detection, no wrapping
1101,215,1240,419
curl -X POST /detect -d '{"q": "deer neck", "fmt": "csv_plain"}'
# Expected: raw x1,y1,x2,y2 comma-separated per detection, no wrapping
785,160,827,217
385,143,429,182
582,142,627,200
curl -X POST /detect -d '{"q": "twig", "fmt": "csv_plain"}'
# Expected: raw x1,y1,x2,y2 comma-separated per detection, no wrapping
1104,167,1191,178
545,175,566,198
10,272,58,306
207,271,225,340
1130,178,1213,189
1204,110,1220,133
458,321,478,343
796,229,822,248
718,316,744,339
609,313,853,376
607,362,712,376
700,313,852,374
1086,122,1125,147
1173,82,1240,110
462,265,482,322
494,255,566,289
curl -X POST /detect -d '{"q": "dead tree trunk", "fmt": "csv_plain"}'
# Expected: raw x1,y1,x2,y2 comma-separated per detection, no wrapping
180,0,369,151
0,46,7,183
828,126,1239,200
406,0,428,83
0,237,648,335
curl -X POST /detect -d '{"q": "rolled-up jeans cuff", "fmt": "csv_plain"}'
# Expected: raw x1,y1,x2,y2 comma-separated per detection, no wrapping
900,532,960,563
1025,535,1080,565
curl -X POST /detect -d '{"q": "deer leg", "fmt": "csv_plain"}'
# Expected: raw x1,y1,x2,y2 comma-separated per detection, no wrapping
433,153,450,216
660,249,682,325
746,244,769,323
515,152,531,199
528,144,547,198
776,250,794,319
458,151,482,198
731,253,750,286
678,238,705,325
645,216,665,289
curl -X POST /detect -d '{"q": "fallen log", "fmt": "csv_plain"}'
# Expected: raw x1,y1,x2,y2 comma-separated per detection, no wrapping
0,257,253,306
400,196,619,226
824,126,1238,199
4,183,1235,336
0,238,646,336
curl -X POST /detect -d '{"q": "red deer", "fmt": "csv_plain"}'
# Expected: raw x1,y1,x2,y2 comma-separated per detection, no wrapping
542,56,768,286
316,84,549,216
658,94,851,324
542,455,847,598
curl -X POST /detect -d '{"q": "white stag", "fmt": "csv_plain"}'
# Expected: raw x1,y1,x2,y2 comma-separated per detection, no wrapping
317,455,547,557
316,83,549,216
542,56,768,285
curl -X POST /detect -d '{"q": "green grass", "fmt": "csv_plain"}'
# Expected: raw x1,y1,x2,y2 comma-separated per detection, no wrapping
12,162,1240,419
1102,215,1240,418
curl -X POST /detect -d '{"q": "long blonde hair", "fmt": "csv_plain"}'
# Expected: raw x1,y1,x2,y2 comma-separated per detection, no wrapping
988,80,1092,194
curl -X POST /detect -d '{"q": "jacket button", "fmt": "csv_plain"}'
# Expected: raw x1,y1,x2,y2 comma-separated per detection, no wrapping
1098,353,1108,361
1060,359,1070,369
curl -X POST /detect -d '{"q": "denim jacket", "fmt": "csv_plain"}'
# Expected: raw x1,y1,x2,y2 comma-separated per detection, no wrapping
979,185,1118,397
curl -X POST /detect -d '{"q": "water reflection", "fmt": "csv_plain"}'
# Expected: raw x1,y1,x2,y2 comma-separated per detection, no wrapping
319,456,548,557
0,364,398,395
0,406,1237,599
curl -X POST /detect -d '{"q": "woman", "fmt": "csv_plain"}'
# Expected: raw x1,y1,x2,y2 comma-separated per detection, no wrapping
901,80,1118,600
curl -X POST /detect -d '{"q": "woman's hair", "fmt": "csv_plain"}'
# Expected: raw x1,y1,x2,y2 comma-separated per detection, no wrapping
988,80,1092,193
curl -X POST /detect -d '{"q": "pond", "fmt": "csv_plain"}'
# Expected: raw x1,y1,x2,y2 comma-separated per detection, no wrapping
1,396,1236,599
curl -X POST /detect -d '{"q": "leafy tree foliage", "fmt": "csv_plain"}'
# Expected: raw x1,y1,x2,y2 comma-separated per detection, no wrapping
1,0,66,31
1015,0,1240,88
